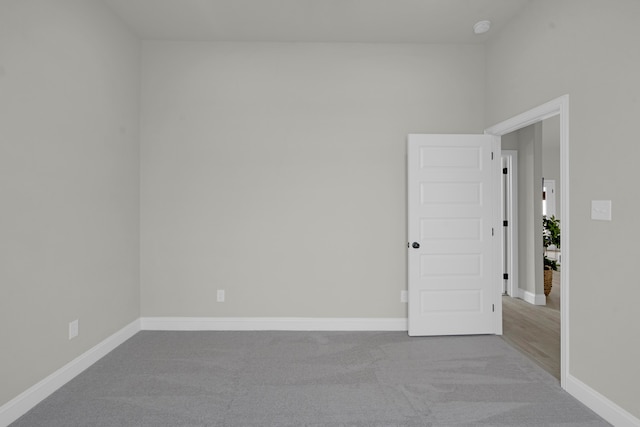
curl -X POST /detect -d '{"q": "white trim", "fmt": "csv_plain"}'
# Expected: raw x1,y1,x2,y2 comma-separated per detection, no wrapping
501,150,519,298
566,375,640,427
492,136,503,335
140,317,408,332
484,96,564,137
518,289,546,306
0,319,140,427
485,94,569,389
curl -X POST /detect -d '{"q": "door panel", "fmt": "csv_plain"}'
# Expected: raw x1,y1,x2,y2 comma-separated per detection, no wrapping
543,179,556,217
408,134,501,336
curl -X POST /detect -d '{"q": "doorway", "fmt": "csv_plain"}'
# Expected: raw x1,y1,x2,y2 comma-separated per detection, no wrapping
499,119,561,379
484,95,569,389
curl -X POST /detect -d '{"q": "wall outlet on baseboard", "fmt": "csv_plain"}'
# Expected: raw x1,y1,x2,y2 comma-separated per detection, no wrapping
400,290,408,303
69,319,79,340
217,289,225,303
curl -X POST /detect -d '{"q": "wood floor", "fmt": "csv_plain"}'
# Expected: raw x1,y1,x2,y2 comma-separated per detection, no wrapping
501,271,560,380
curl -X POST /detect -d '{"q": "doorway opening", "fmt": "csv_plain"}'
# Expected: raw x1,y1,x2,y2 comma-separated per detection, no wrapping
498,118,561,379
484,95,569,389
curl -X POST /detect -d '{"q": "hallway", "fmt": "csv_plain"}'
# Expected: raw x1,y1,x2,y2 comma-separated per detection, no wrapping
501,271,561,379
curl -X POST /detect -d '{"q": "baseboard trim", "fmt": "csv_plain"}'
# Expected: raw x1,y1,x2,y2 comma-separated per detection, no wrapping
518,289,546,305
140,317,408,331
566,374,640,427
0,319,140,427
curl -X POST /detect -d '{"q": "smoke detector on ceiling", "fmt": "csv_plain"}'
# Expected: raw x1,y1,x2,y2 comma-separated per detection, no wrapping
473,20,492,35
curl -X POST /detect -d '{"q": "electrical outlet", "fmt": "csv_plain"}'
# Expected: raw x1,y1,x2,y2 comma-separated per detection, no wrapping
69,319,79,340
217,289,225,302
400,290,408,303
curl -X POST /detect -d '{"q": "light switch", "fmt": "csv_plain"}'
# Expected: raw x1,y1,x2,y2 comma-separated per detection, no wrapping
591,200,612,221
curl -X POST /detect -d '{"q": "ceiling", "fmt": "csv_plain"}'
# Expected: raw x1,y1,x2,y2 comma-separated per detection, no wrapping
103,0,530,44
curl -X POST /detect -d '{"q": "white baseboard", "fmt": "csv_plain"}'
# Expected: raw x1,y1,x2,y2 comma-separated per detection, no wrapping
0,319,140,427
140,317,408,332
518,288,546,305
566,374,640,427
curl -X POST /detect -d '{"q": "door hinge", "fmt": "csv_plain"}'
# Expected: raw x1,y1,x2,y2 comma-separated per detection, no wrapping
503,167,508,174
491,151,494,160
503,220,508,227
503,273,509,280
492,304,495,312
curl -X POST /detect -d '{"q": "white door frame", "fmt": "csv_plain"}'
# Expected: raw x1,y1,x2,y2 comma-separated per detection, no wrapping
501,150,518,298
484,94,569,389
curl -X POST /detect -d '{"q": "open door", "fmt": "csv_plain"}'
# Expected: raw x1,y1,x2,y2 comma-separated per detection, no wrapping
408,134,502,336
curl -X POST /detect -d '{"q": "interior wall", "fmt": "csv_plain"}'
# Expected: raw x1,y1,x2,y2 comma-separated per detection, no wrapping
519,123,544,298
140,42,485,318
0,0,140,407
485,0,640,418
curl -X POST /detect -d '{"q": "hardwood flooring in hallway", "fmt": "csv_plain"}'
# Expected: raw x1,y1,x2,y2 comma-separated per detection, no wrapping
501,271,561,379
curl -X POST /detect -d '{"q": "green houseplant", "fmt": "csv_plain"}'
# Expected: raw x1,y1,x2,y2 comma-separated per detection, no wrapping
542,215,561,296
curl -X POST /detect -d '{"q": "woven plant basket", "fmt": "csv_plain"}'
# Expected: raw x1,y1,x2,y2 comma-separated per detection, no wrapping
544,268,553,296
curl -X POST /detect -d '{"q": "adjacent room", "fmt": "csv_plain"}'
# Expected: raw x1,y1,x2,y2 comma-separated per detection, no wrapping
1,0,639,425
500,116,562,380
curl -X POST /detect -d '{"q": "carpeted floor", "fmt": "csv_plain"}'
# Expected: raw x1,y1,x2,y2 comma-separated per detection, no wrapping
12,331,609,426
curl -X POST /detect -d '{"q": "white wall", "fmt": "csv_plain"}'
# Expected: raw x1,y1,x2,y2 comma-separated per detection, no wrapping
0,0,140,407
140,42,485,318
486,0,640,419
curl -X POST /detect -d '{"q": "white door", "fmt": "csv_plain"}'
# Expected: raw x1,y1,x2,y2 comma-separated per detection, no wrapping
408,134,502,336
543,179,556,217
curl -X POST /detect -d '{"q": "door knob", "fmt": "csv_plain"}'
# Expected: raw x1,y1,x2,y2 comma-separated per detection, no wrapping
412,242,420,249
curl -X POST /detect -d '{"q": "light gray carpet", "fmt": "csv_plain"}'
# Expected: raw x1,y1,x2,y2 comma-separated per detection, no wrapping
12,331,608,426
